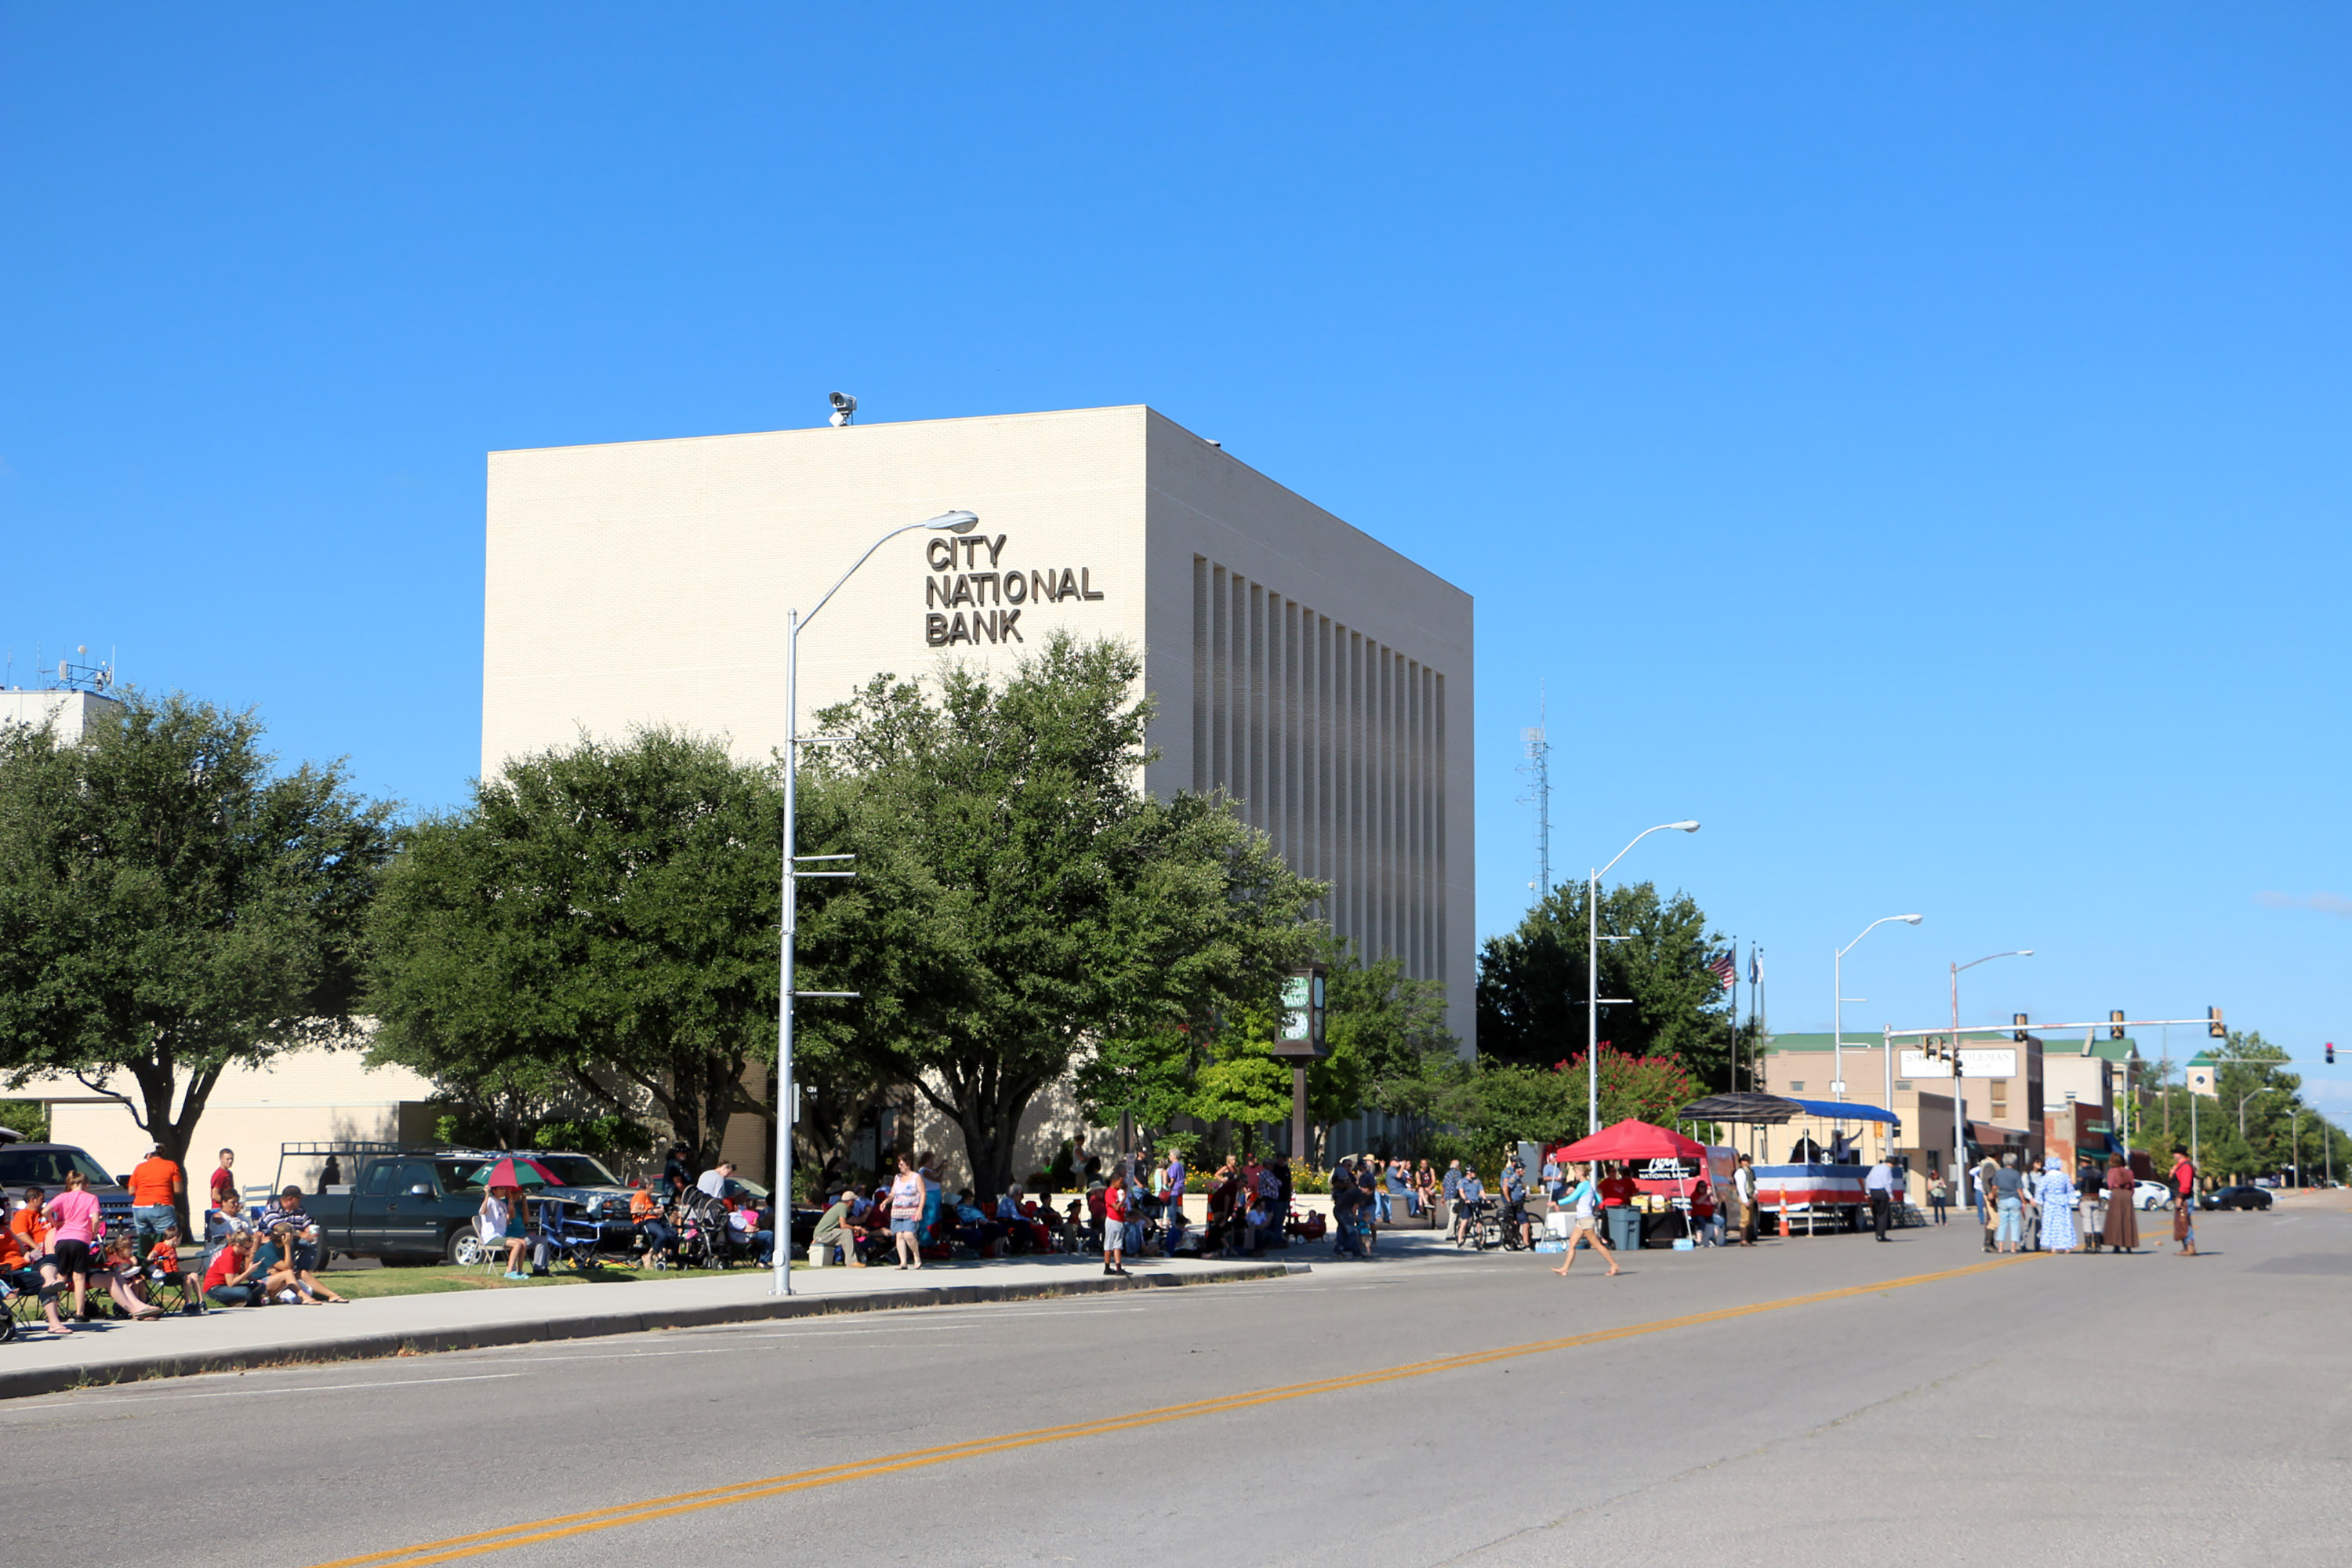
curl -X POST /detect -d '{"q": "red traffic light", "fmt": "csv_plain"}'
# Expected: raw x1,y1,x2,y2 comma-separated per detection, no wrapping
2329,1043,2337,1066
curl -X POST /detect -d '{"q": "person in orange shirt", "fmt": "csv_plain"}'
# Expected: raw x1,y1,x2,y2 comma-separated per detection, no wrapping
5,1186,71,1335
128,1146,185,1254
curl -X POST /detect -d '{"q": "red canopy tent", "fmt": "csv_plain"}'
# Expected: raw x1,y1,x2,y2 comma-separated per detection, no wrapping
1552,1120,1709,1247
1555,1119,1704,1163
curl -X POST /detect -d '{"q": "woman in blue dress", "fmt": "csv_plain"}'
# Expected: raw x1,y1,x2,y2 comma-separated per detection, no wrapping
2034,1156,2079,1254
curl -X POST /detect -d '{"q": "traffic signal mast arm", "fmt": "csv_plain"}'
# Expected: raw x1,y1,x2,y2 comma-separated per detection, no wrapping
1886,1015,2225,1041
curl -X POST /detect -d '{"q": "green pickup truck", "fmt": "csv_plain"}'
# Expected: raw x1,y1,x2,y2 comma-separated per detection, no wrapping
292,1148,638,1265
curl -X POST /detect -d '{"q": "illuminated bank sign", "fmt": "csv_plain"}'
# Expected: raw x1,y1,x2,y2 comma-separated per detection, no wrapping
922,532,1105,648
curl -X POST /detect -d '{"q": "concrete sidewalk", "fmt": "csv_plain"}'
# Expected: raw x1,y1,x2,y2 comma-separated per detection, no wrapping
0,1251,1308,1400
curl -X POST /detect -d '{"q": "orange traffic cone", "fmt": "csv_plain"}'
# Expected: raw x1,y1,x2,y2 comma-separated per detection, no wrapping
1777,1206,1790,1238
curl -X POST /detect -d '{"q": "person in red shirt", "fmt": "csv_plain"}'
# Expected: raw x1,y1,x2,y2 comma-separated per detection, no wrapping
203,1230,263,1308
208,1149,240,1236
2171,1146,2198,1257
1102,1162,1132,1278
147,1221,205,1316
1596,1163,1641,1253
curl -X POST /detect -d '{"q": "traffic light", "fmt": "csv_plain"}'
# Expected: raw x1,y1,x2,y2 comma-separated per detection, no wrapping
2109,1009,2126,1040
2328,1043,2337,1066
2013,1012,2030,1043
2208,1006,2226,1040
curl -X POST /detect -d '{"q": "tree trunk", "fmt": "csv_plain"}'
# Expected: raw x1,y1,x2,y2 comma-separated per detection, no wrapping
924,1063,1049,1201
121,1050,227,1243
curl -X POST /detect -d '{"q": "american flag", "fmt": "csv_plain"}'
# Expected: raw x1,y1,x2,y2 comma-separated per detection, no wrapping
1706,950,1737,989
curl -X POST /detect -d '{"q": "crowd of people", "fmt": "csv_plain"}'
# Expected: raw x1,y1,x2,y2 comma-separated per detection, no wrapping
1,1145,354,1338
1969,1144,2200,1258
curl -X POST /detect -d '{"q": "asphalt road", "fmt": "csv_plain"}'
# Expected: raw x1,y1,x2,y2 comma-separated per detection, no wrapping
10,1200,2347,1567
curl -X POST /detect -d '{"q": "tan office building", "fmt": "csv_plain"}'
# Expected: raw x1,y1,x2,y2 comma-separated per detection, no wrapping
483,404,1476,1050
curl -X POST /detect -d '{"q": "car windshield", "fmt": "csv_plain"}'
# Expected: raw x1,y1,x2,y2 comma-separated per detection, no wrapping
528,1155,622,1189
0,1148,115,1189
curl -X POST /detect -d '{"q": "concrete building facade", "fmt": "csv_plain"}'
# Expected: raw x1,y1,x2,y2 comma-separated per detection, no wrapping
483,405,1476,1051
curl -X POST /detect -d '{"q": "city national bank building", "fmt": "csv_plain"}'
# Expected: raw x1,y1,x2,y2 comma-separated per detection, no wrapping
484,405,1473,1171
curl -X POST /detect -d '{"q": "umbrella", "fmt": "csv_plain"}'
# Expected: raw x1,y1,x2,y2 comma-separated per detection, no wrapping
481,1156,560,1192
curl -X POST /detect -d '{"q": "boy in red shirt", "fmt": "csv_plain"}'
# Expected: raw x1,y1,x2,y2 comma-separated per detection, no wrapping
1102,1164,1132,1277
147,1221,205,1316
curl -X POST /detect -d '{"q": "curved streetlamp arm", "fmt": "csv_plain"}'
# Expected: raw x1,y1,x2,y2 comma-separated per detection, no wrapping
800,511,978,637
1956,949,2033,975
1596,820,1700,884
1839,913,1924,961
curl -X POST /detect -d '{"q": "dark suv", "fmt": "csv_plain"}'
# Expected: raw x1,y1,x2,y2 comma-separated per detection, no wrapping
0,1142,137,1236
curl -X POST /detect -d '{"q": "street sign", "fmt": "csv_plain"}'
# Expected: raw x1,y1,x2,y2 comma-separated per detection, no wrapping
1900,1047,2018,1080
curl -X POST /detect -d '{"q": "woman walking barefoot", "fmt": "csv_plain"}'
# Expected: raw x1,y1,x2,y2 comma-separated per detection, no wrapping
1552,1162,1620,1278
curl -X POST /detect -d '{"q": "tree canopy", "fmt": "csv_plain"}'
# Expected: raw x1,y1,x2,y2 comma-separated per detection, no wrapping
1475,880,1745,1083
2132,1030,2350,1185
363,727,785,1165
0,691,395,1218
803,633,1322,1196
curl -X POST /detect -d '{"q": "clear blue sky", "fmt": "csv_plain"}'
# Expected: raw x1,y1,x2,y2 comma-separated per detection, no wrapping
6,9,2348,1108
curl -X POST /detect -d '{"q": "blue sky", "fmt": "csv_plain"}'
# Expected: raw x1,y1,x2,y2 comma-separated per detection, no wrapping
5,9,2347,1105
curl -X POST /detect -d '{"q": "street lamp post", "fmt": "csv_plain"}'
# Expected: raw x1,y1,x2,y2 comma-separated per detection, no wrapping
2238,1085,2282,1142
1586,822,1700,1137
771,510,979,1298
1947,949,2031,1197
1832,916,1923,1131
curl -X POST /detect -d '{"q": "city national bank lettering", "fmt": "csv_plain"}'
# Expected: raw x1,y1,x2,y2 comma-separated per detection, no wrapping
922,532,1105,647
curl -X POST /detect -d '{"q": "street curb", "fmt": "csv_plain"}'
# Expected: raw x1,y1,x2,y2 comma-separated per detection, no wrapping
0,1261,1312,1402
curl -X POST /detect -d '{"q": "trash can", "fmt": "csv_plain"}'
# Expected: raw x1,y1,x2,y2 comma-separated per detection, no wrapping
1606,1206,1641,1253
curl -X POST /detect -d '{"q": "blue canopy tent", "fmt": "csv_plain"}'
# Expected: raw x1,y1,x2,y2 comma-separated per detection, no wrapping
1675,1094,1903,1236
1779,1097,1898,1124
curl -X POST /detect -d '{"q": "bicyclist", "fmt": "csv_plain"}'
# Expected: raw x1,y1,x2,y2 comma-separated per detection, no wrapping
1501,1158,1532,1248
1455,1167,1487,1246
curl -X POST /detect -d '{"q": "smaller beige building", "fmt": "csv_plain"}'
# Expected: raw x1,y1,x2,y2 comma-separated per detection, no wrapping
10,1046,440,1196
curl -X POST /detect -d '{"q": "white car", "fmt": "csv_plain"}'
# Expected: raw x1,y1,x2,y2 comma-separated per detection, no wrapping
2132,1179,2172,1210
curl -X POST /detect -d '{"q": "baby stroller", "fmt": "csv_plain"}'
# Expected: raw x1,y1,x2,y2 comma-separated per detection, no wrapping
673,1189,735,1270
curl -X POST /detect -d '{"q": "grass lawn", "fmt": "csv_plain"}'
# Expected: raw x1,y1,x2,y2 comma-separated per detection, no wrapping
314,1261,778,1301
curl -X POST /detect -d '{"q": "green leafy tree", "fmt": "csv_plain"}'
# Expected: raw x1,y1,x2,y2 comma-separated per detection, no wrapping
1428,1047,1703,1161
1314,935,1456,1116
1475,881,1747,1082
1185,1005,1296,1156
806,633,1321,1197
0,691,394,1229
364,728,786,1167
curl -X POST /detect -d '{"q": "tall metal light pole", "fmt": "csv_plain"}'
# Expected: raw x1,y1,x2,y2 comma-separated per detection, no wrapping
1833,915,1922,1127
771,509,979,1297
1947,950,2031,1192
2238,1085,2282,1142
1585,821,1700,1137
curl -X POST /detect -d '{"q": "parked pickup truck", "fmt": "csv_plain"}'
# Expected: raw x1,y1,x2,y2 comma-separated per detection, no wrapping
296,1149,640,1265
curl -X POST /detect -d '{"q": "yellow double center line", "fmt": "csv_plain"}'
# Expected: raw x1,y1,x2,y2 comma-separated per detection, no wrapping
321,1254,2024,1568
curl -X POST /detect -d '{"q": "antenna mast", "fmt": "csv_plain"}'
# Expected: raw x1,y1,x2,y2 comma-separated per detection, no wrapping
1517,682,1552,899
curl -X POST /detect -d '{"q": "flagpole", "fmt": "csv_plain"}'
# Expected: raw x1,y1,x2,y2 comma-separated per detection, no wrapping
1731,931,1750,1091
